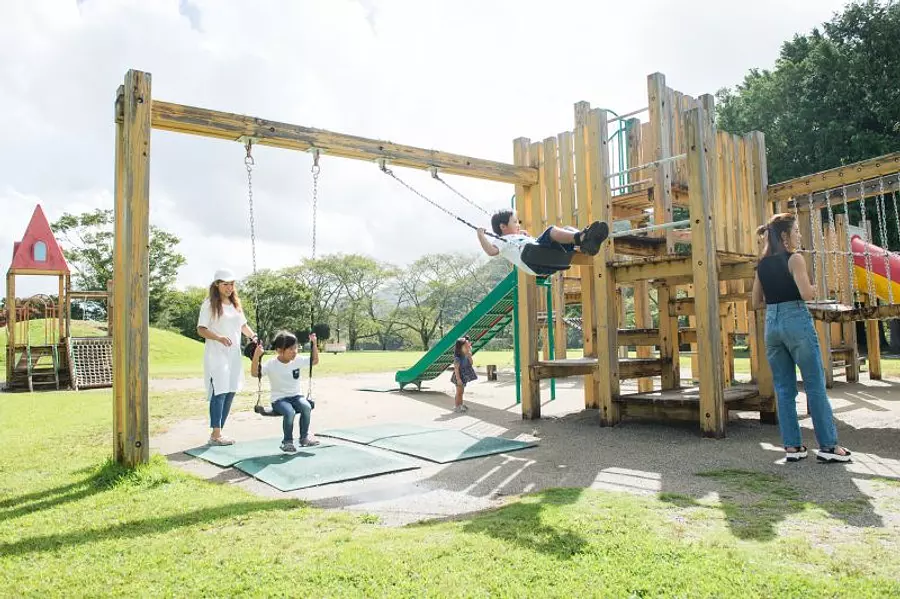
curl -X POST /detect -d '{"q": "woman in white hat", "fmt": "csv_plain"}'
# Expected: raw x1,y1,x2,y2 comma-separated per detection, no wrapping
196,269,258,445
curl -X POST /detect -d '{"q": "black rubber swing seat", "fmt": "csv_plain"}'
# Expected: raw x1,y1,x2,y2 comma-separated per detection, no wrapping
521,244,573,273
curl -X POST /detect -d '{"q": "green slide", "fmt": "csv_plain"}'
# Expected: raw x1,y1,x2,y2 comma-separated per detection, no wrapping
395,271,518,390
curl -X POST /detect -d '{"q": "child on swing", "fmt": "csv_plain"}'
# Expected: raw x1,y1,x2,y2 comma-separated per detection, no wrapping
251,331,320,453
451,336,477,412
476,209,609,276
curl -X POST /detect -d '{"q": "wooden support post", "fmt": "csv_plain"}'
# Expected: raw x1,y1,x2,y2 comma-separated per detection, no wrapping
834,214,861,382
648,73,674,253
748,132,775,423
542,136,568,361
866,320,882,379
627,118,654,392
574,102,600,410
5,273,14,384
113,71,152,466
589,108,620,425
686,106,726,437
514,138,541,419
657,283,680,390
58,275,65,341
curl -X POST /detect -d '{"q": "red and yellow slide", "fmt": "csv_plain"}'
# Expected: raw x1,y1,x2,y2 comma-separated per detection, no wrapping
850,235,900,301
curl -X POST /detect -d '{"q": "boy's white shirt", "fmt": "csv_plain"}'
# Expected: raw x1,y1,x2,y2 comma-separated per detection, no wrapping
261,355,311,402
490,233,538,276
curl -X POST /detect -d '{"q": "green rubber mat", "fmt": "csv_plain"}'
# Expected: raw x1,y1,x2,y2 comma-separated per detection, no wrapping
319,423,441,444
232,445,420,491
184,437,295,467
369,429,538,463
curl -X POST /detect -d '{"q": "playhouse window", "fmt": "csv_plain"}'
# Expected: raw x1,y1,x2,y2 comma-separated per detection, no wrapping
33,241,47,262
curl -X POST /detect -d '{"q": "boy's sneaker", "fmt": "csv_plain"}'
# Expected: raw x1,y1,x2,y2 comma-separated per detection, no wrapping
280,441,297,453
579,221,609,255
299,436,320,447
817,446,852,463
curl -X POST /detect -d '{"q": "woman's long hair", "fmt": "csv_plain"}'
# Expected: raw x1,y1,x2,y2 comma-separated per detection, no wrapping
207,281,243,320
756,213,796,258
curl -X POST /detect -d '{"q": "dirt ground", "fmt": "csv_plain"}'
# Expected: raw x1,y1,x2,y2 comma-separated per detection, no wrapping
153,367,900,526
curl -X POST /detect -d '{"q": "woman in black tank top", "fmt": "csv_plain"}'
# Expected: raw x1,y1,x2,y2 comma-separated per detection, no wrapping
751,213,851,463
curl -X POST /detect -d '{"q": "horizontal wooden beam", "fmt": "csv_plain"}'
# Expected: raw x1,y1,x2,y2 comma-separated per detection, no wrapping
532,358,597,380
790,172,900,212
670,292,751,317
146,100,537,185
617,328,697,346
8,269,69,276
768,151,900,203
619,358,665,379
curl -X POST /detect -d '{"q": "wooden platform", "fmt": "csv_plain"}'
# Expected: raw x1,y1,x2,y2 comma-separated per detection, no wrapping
612,235,668,257
614,384,763,421
531,357,668,380
611,183,689,212
608,251,756,283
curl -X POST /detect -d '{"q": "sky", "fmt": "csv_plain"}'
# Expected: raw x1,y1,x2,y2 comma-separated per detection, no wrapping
1,0,851,298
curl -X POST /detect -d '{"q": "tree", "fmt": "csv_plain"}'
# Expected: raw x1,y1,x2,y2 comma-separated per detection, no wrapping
156,287,207,340
51,209,187,323
716,1,900,187
393,253,482,349
330,254,399,350
241,269,313,344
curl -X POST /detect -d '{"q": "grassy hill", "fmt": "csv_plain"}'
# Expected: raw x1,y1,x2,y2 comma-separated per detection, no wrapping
0,320,205,381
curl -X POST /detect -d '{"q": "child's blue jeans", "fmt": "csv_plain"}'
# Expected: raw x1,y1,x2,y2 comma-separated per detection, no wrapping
209,391,236,429
764,301,839,450
272,395,313,442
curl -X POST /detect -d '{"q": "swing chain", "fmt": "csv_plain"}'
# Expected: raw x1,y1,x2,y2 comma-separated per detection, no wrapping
380,161,505,242
860,182,877,304
430,166,491,216
244,139,264,406
877,177,893,304
840,186,858,302
245,140,258,278
311,149,320,260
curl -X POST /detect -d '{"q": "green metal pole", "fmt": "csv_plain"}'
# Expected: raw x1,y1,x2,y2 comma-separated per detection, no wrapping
510,193,521,405
512,270,521,405
546,280,556,401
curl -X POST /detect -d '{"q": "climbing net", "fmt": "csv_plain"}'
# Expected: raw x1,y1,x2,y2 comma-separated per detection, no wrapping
789,172,900,311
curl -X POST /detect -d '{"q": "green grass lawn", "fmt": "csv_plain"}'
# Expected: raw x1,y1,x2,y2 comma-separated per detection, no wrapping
2,388,898,596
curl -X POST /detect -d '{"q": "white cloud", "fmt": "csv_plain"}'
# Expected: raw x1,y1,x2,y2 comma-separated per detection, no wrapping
1,0,848,298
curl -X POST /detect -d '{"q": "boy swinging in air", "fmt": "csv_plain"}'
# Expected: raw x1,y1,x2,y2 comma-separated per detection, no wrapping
477,209,609,276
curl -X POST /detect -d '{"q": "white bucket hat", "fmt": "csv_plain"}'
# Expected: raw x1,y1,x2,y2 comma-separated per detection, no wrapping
213,269,236,283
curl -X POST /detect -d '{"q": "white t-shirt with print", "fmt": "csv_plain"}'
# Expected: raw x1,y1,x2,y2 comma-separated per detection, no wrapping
261,355,311,402
490,233,538,276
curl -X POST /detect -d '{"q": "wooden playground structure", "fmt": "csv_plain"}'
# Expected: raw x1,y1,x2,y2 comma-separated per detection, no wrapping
112,68,900,466
4,205,113,392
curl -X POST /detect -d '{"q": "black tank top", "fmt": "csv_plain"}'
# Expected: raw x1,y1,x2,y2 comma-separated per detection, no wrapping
757,252,803,304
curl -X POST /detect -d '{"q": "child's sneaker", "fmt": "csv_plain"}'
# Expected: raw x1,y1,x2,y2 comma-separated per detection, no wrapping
579,221,609,255
453,404,469,413
299,436,320,447
816,446,852,463
784,446,808,462
280,441,297,453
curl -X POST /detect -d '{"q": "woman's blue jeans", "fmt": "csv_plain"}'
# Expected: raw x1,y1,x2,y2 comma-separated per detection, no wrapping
209,392,236,429
272,395,312,442
764,301,839,450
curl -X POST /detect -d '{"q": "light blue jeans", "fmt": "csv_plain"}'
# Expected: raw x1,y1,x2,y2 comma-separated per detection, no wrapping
209,391,236,429
765,301,839,450
272,395,313,443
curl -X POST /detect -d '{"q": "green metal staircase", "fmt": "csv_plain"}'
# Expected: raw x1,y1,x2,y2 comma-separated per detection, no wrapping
395,271,518,390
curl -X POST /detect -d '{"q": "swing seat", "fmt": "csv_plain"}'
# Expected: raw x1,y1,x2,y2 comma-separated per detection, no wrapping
254,398,315,417
521,244,573,274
